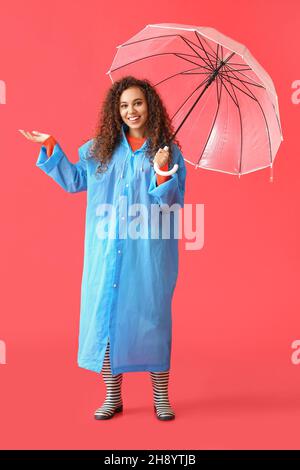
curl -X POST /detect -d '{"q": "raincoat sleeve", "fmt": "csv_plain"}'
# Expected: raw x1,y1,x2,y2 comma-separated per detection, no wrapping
35,141,87,193
148,143,186,209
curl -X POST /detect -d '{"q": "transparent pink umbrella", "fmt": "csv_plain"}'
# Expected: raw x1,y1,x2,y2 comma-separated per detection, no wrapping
107,23,283,178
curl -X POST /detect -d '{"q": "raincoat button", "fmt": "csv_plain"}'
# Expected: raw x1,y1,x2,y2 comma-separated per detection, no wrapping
121,216,125,220
118,250,121,254
113,283,117,288
125,184,129,187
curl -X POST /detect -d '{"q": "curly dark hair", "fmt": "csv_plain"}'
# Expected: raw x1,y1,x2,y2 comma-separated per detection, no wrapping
86,75,181,174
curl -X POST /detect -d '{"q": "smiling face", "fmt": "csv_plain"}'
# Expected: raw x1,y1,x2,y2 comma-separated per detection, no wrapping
119,86,149,138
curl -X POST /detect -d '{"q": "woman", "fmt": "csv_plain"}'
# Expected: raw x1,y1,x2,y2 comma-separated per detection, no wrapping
19,75,187,421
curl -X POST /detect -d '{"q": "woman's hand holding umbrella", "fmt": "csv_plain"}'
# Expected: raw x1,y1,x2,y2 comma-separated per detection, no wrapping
154,146,179,176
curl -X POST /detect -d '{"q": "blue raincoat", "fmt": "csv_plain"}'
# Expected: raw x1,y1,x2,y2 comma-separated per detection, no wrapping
36,124,186,374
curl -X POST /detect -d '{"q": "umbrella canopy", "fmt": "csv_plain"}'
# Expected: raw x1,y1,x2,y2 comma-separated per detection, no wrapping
107,23,283,176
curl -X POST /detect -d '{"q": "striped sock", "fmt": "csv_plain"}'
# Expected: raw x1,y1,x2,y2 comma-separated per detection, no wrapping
150,370,175,420
94,341,123,420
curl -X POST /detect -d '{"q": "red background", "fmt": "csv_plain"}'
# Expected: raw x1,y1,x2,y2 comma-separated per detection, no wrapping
0,0,299,450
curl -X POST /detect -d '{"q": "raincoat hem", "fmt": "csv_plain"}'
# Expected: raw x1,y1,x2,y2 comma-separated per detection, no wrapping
78,359,102,374
111,363,171,374
77,359,170,374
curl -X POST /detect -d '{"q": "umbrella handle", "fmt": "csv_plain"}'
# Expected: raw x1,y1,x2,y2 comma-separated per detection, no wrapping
154,162,179,176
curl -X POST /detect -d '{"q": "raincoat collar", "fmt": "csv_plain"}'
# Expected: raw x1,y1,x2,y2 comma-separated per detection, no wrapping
120,123,150,176
121,123,149,153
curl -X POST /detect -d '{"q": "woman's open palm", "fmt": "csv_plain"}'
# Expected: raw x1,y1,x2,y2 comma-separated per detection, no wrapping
18,129,50,143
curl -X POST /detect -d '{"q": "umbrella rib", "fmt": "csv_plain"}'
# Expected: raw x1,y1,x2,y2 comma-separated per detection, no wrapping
170,51,233,139
194,31,216,69
174,53,212,68
224,64,282,140
220,45,225,63
218,43,228,70
220,69,244,173
120,33,216,67
172,52,238,145
154,65,212,88
197,75,223,166
171,51,236,141
220,73,265,90
215,42,221,70
170,76,211,122
271,102,283,138
121,34,215,61
215,74,239,107
180,34,220,64
177,32,219,61
223,64,269,110
181,36,206,60
223,64,273,165
121,33,183,48
219,72,259,101
195,31,221,66
225,66,252,72
110,51,209,74
226,62,253,67
182,70,216,75
223,63,265,89
138,29,220,64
